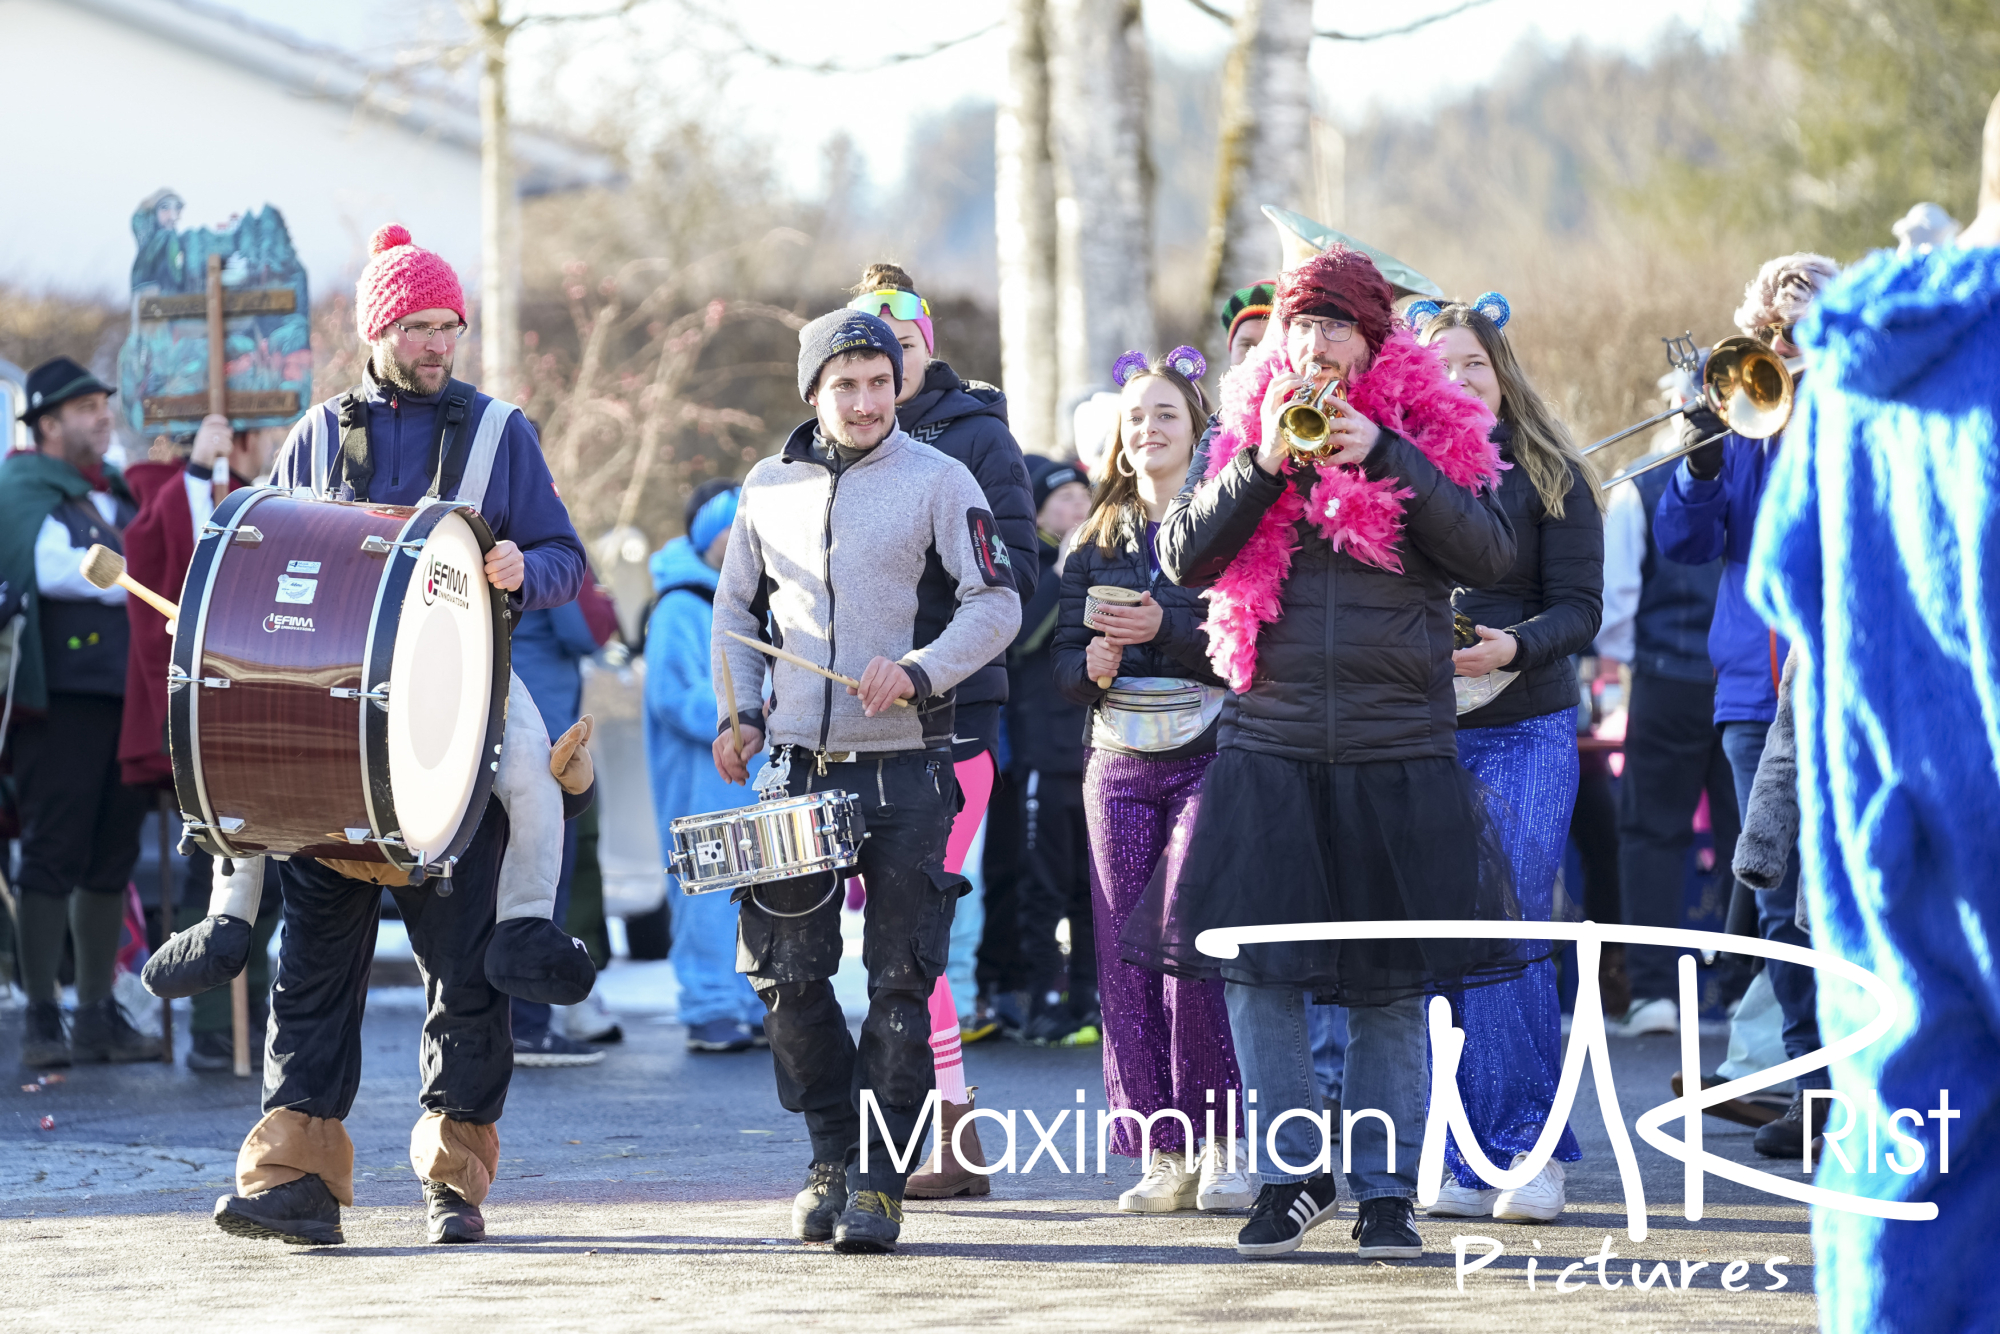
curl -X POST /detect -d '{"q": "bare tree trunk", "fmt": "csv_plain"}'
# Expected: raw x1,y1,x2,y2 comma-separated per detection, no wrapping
1201,0,1314,334
466,0,520,397
995,0,1059,458
1048,0,1153,430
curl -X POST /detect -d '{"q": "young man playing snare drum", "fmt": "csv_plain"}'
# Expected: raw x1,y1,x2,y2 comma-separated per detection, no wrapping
709,309,1020,1253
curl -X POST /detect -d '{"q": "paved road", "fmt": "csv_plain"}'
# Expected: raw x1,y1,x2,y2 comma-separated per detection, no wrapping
0,974,1817,1333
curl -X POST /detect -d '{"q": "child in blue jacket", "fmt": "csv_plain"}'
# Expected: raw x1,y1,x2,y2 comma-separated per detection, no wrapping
643,480,765,1051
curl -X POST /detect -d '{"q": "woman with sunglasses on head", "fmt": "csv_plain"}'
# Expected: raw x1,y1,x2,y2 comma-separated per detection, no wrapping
846,263,1039,1199
1143,246,1522,1262
1050,348,1249,1216
1413,294,1603,1224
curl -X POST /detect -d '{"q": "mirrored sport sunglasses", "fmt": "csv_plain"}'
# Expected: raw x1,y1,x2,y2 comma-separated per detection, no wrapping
1756,321,1796,348
846,288,930,322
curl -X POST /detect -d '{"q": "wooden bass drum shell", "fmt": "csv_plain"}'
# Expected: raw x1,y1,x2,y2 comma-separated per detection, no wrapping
167,488,511,878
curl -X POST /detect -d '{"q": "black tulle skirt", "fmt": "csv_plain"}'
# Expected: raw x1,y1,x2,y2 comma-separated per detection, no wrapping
1117,746,1538,1006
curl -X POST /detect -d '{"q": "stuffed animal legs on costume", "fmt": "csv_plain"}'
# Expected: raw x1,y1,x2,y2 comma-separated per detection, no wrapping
145,671,597,1005
482,671,596,1005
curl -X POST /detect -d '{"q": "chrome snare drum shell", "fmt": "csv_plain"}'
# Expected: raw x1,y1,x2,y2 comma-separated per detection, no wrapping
667,790,867,894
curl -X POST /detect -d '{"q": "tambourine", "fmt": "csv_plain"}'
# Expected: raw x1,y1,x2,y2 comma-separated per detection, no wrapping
1083,584,1146,688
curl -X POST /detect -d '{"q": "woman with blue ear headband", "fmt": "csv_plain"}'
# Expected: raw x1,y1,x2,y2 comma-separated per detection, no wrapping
1414,295,1604,1226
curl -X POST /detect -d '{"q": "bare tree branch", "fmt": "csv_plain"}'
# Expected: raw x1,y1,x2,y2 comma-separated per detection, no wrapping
1182,0,1495,41
682,3,1001,75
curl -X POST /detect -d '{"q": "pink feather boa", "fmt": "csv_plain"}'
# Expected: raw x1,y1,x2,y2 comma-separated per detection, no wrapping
1197,331,1501,691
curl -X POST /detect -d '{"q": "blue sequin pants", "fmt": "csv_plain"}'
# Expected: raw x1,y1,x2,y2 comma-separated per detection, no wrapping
1445,706,1582,1187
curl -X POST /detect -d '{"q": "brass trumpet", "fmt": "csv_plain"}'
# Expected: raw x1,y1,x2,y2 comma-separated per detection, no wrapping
1276,359,1350,463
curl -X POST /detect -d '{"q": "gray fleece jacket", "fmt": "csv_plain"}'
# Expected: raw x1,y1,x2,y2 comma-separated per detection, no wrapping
712,421,1022,754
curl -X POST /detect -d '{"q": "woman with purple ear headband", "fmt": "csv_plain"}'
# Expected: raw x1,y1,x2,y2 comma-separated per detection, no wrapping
1049,347,1251,1217
1413,293,1604,1226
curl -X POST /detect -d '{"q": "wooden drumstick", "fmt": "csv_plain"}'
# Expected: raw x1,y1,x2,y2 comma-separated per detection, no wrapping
724,630,911,707
716,637,745,762
81,544,180,621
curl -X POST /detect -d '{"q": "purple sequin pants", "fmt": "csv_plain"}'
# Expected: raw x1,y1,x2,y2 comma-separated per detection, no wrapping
1446,707,1583,1186
1085,747,1241,1158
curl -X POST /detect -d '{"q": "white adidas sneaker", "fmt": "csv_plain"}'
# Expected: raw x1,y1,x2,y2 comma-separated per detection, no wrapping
1195,1137,1255,1211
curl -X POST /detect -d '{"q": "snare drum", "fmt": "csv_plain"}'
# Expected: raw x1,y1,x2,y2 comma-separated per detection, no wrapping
668,791,867,895
169,487,510,878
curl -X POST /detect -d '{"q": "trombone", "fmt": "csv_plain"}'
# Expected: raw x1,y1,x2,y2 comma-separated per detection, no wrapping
1586,335,1801,490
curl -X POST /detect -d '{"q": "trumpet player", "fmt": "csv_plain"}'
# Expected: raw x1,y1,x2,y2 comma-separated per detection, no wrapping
1147,245,1518,1261
1653,252,1838,1162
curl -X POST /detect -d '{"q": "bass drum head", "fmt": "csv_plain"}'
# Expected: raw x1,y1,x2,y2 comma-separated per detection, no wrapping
385,510,495,857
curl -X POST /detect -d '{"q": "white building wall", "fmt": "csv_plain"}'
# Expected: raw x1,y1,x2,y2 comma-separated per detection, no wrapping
0,0,487,298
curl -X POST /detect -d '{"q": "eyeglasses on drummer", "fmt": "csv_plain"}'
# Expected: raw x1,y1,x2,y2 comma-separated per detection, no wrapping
392,318,469,343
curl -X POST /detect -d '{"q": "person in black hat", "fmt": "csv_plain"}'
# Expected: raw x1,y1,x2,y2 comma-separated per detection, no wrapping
0,356,160,1068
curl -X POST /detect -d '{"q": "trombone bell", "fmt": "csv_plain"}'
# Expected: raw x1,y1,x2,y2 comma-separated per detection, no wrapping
1704,335,1794,441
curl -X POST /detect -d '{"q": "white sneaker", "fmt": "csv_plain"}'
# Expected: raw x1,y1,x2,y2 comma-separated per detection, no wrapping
1424,1178,1499,1217
1492,1153,1565,1222
562,989,623,1043
1619,997,1678,1037
1118,1147,1200,1213
1195,1137,1255,1211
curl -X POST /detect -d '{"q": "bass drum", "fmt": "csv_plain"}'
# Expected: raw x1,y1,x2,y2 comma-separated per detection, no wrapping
169,488,511,879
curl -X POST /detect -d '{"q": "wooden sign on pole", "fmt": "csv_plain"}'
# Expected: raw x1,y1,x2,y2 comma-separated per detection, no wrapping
117,192,312,438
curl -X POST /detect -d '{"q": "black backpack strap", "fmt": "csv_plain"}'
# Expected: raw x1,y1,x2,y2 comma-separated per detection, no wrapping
426,379,477,501
336,388,371,501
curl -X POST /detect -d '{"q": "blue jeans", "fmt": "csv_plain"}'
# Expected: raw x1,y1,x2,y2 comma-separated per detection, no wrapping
1307,1000,1347,1102
670,877,763,1031
1720,720,1829,1091
944,814,987,1019
511,817,579,1040
1226,983,1423,1201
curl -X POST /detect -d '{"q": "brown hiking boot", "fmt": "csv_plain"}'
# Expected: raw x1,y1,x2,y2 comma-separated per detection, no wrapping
903,1086,991,1198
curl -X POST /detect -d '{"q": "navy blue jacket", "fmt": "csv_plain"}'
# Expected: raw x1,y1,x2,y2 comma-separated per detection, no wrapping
1654,432,1791,724
274,366,586,615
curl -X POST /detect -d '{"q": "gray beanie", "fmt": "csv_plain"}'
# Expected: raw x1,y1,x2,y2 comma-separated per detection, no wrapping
797,309,903,401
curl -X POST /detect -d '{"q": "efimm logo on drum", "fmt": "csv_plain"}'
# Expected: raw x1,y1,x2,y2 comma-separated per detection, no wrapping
423,556,472,610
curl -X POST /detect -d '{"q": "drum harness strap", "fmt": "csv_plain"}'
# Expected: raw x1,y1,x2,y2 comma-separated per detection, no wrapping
333,379,477,503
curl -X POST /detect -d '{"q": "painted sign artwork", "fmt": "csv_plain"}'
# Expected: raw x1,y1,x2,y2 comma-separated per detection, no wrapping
117,189,312,434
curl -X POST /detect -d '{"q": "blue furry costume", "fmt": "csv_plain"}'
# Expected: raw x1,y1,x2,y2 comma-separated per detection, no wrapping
1747,244,2000,1332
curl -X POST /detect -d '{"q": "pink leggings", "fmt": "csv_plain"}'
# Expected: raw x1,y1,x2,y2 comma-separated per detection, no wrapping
928,752,995,1097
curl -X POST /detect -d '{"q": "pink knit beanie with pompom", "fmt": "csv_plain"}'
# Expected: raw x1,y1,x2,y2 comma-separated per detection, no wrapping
355,224,466,340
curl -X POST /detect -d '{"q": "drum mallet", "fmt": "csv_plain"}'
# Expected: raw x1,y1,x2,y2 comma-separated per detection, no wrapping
81,545,181,622
724,631,912,707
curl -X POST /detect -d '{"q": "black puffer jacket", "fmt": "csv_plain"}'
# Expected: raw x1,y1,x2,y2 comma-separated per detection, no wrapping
1452,429,1603,730
1159,431,1516,764
1004,535,1086,776
897,360,1038,712
1052,512,1222,708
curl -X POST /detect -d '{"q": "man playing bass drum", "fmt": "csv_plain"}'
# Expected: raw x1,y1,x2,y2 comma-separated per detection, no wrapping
710,309,1019,1253
162,225,591,1249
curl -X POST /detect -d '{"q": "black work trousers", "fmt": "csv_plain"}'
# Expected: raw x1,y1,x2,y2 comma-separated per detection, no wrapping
1014,768,1096,1004
265,798,512,1125
11,692,151,900
736,748,964,1196
1617,671,1741,1002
